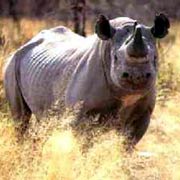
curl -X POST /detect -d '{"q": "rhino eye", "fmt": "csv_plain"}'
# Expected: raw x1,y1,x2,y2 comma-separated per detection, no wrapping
114,54,118,62
154,55,157,61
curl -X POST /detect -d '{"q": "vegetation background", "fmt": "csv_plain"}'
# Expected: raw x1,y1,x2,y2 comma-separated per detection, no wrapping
0,0,180,179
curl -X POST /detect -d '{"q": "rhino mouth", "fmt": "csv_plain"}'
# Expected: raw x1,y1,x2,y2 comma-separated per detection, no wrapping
122,81,153,90
119,76,155,93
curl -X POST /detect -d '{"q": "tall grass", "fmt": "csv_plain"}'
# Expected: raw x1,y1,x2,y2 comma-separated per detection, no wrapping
0,18,180,180
0,103,180,180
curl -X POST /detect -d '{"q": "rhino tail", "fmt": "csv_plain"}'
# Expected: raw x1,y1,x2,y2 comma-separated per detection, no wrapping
3,38,44,135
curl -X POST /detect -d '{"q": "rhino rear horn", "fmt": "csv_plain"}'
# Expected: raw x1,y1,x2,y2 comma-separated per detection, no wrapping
95,15,116,40
151,13,170,38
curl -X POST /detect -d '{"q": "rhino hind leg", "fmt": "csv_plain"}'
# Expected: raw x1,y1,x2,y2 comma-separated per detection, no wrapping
4,39,45,136
4,59,32,136
6,84,32,136
13,93,32,136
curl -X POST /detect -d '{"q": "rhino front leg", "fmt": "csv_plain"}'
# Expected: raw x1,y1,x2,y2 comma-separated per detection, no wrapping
10,94,32,136
124,112,150,150
120,92,155,151
119,100,154,151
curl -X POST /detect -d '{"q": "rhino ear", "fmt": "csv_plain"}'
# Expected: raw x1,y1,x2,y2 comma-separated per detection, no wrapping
95,15,116,40
151,13,170,38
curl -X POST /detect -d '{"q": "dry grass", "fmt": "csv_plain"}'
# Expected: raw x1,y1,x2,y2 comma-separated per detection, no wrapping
0,18,180,180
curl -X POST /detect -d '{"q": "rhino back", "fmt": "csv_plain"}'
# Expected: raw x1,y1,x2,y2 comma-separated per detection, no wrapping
17,27,87,116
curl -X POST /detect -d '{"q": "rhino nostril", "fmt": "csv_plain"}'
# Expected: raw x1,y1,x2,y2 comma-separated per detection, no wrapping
122,72,129,78
146,73,151,79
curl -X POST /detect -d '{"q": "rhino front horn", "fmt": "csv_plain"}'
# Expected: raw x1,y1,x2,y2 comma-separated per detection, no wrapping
127,26,148,58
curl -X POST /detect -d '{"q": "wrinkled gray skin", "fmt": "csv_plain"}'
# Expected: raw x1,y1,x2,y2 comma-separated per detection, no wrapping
4,15,169,146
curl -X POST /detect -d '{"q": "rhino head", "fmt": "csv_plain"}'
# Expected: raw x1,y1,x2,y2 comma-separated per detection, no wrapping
95,13,170,93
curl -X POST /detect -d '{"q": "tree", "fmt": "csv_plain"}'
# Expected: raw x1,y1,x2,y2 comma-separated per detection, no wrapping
70,0,86,36
8,0,18,22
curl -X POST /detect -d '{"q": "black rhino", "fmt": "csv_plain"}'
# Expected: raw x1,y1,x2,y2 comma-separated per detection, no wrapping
4,13,170,146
